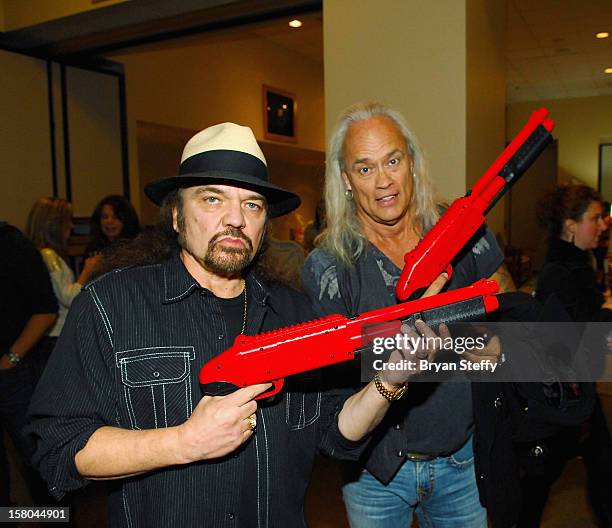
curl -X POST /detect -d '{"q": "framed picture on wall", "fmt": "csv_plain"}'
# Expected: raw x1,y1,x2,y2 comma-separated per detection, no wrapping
263,85,297,143
599,143,612,205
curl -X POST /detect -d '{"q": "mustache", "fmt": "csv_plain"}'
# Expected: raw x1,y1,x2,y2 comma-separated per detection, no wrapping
209,228,253,252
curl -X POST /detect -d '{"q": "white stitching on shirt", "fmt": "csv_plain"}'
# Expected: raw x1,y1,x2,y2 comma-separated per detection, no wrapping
162,384,168,427
186,378,192,417
123,380,139,430
303,392,322,428
122,487,133,528
119,355,189,386
299,394,305,427
89,288,113,347
261,411,270,528
151,386,158,429
116,348,195,430
115,347,195,367
90,286,113,333
255,429,261,528
285,382,321,430
163,269,197,302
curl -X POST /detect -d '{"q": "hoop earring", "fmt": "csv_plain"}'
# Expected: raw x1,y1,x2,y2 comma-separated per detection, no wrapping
344,189,353,200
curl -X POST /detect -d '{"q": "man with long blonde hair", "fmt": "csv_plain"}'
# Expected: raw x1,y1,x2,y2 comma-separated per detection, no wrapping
303,103,515,528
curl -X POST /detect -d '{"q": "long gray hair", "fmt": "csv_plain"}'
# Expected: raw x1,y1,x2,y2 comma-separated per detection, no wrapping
320,102,439,266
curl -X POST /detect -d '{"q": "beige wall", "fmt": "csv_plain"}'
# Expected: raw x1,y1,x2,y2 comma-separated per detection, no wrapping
110,33,325,224
0,49,128,229
507,96,612,189
0,50,53,230
324,0,506,235
324,0,467,202
466,0,506,236
66,66,124,217
111,35,324,151
0,0,128,31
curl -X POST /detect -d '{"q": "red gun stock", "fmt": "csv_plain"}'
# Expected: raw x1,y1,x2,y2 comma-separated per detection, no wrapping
395,107,555,302
200,279,499,399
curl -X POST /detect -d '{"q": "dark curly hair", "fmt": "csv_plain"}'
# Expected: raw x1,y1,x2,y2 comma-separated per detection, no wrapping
88,195,141,254
536,184,601,239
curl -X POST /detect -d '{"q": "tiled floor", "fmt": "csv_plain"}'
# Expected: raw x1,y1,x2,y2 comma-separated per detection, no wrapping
8,385,612,527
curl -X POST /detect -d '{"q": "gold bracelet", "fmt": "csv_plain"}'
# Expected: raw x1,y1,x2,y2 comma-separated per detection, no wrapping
373,373,408,402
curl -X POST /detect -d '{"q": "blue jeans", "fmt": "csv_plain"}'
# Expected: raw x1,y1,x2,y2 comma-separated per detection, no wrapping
342,436,487,528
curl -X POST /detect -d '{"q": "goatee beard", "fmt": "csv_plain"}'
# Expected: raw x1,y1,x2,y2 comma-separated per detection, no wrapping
181,227,254,276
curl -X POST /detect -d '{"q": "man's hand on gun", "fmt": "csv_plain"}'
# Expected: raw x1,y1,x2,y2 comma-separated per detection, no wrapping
380,273,449,388
380,274,503,389
381,320,452,387
176,383,271,462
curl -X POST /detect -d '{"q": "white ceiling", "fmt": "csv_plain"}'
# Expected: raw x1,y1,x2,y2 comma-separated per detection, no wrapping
250,2,612,104
506,0,612,103
111,2,612,104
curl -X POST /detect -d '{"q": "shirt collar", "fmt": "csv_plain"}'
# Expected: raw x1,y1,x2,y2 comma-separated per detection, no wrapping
162,251,200,303
161,250,271,306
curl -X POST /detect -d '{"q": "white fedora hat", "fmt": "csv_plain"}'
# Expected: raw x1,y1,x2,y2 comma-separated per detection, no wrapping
144,122,301,218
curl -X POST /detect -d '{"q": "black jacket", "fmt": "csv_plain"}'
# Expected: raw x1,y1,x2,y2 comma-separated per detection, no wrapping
536,238,606,321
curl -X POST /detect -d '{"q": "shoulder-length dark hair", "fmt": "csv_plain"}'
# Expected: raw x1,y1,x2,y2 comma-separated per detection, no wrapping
89,195,141,252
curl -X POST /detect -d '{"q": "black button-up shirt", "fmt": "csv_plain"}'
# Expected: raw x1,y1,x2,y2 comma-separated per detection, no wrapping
27,252,365,527
302,228,504,483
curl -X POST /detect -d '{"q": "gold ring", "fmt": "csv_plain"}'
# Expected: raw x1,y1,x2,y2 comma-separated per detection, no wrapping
248,414,257,431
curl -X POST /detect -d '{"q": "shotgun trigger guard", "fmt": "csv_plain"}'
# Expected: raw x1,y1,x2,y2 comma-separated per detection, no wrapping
255,378,285,400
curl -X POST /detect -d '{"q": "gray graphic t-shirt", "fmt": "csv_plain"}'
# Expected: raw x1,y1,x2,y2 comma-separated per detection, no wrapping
302,228,503,456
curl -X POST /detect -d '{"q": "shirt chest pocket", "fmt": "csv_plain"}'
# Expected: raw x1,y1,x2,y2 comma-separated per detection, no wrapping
116,347,195,430
285,372,322,431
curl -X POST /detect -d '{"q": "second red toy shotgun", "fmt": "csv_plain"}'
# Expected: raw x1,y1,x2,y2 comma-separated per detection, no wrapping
395,107,555,301
200,279,499,399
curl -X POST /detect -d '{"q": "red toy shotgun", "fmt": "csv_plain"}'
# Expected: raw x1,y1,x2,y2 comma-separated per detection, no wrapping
200,279,499,399
395,107,555,302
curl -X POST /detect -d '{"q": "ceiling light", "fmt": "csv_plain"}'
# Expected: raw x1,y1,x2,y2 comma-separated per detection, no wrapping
289,19,303,28
605,68,612,74
596,32,609,39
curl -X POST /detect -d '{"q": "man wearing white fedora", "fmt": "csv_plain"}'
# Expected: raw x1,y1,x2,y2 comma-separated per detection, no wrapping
27,122,446,527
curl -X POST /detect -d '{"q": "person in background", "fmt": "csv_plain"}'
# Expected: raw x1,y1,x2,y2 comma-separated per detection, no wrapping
86,194,141,257
593,201,610,292
304,198,326,253
536,186,609,322
0,221,58,506
25,197,100,359
527,184,612,528
260,234,306,290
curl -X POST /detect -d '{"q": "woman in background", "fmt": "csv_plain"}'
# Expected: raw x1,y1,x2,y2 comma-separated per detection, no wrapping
537,185,609,321
86,194,141,256
26,197,100,348
525,184,612,527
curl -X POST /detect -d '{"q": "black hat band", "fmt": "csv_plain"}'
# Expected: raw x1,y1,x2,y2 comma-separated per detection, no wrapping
179,150,268,181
